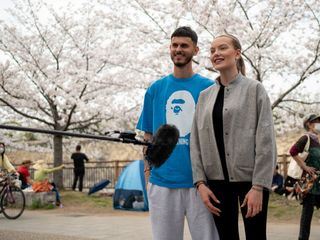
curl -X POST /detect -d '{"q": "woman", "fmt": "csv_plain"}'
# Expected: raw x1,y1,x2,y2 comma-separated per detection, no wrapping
289,114,320,240
0,142,18,174
32,160,64,206
190,34,277,240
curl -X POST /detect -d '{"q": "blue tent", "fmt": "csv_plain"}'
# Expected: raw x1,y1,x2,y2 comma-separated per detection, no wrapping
113,160,148,211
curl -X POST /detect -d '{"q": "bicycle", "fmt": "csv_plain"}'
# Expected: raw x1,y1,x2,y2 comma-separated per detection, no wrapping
0,171,25,219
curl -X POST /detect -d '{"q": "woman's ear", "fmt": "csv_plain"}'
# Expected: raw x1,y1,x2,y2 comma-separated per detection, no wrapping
235,49,241,59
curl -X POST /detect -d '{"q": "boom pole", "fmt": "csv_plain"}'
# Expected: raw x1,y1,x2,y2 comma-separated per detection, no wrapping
0,124,148,146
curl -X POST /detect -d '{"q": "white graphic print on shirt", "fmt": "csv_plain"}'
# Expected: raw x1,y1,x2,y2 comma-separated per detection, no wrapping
165,90,195,139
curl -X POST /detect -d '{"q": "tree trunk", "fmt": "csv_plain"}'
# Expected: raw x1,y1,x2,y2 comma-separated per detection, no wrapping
53,135,63,188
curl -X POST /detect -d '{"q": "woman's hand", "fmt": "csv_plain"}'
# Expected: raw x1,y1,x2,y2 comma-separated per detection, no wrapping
197,183,221,216
295,155,316,175
303,165,316,175
240,186,263,218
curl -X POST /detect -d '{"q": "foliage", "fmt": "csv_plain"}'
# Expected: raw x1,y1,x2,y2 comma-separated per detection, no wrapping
29,198,55,210
23,132,37,141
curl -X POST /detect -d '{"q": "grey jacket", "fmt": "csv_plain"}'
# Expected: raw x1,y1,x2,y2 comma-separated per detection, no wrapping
190,74,277,189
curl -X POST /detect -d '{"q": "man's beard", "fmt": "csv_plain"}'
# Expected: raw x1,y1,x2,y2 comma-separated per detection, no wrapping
171,54,193,68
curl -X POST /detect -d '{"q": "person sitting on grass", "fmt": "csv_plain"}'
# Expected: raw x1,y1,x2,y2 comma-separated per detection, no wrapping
32,160,64,207
272,165,284,195
17,160,33,189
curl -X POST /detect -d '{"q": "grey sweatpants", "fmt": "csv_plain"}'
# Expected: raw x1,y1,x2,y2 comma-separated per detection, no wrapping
148,183,219,240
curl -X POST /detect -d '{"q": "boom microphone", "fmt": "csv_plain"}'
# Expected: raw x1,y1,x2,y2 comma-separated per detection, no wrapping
0,124,179,168
145,124,180,168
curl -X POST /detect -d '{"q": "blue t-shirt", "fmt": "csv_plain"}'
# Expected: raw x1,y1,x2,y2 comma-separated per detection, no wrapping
137,73,214,188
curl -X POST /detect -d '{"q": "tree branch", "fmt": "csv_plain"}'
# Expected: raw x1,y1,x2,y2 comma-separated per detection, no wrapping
0,98,54,126
133,0,167,36
280,99,320,105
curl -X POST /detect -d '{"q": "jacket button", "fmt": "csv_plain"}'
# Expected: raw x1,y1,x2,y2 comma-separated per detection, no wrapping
225,132,229,135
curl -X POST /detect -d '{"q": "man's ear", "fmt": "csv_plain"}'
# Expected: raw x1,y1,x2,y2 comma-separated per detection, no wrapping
194,46,199,56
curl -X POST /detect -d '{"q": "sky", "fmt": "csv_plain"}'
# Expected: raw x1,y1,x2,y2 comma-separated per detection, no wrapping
0,0,84,20
0,0,13,19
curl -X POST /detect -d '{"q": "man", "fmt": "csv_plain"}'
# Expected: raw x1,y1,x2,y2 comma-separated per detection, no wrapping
17,160,33,189
137,26,218,240
71,145,89,192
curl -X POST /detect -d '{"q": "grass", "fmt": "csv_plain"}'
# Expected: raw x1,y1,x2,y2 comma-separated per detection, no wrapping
29,199,55,210
61,190,113,209
31,190,320,223
268,193,320,223
50,190,116,214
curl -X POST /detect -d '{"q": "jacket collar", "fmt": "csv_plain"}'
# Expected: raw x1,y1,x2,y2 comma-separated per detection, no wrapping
215,73,243,88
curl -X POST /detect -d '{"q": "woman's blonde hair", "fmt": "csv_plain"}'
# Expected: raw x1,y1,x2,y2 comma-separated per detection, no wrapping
216,34,246,76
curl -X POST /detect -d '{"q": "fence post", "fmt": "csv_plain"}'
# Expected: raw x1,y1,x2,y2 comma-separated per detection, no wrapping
114,161,120,185
283,154,288,178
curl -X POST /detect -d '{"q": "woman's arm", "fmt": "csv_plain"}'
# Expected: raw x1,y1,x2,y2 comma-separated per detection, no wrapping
290,135,315,175
190,98,221,215
2,155,17,173
190,103,207,185
43,164,64,174
252,83,277,189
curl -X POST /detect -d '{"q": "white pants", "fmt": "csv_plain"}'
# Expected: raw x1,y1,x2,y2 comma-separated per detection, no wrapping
148,183,219,240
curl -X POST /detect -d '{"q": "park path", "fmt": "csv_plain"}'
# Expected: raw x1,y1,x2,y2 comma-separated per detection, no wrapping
0,210,319,239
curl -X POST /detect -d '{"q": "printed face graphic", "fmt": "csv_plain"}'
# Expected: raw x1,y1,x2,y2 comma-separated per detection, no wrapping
166,91,195,137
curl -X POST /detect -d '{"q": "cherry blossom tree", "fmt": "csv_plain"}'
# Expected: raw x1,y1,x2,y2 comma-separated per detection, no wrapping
0,0,319,186
0,0,144,187
121,0,320,131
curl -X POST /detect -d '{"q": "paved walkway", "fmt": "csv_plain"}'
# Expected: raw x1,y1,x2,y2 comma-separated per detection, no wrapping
0,210,319,239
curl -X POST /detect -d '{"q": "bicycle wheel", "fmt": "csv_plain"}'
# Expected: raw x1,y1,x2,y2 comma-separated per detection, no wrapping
1,186,25,219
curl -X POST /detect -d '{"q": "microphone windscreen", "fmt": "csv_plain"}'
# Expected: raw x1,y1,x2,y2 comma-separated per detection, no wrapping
146,124,179,168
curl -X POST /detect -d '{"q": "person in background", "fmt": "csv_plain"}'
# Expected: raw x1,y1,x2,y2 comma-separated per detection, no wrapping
137,26,218,240
191,34,276,240
17,160,33,189
71,144,89,192
289,114,320,240
32,160,64,206
0,142,20,189
272,165,284,195
0,142,18,174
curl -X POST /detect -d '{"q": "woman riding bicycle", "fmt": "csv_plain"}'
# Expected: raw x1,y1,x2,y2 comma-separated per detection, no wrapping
0,142,18,175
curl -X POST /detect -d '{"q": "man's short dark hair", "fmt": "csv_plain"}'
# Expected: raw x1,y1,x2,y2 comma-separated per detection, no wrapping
171,26,198,45
76,145,81,151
